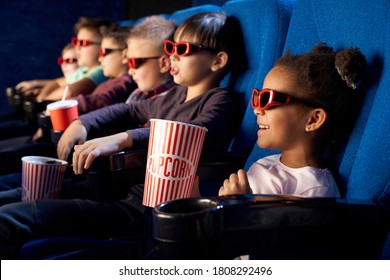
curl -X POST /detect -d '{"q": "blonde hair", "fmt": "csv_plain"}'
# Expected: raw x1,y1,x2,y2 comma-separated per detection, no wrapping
61,43,75,55
128,15,176,52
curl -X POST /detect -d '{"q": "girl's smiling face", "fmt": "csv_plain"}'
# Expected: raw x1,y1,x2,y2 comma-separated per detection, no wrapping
254,66,313,151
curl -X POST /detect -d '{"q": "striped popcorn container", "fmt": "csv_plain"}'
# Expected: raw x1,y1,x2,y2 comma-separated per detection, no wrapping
143,119,207,207
21,156,68,201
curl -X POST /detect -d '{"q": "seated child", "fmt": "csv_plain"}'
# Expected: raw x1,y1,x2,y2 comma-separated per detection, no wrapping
0,25,135,149
0,44,78,140
0,18,114,141
58,44,79,79
15,43,79,97
65,24,135,114
195,42,366,261
74,16,175,114
36,17,115,101
0,11,243,259
218,43,366,198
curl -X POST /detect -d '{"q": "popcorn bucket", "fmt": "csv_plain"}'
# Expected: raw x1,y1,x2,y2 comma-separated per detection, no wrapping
21,156,68,201
143,119,207,207
47,99,78,131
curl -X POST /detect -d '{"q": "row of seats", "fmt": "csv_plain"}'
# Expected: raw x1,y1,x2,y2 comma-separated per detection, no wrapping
20,0,296,259
20,0,390,259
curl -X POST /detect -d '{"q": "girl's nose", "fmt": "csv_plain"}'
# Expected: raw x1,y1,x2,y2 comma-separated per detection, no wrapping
253,107,265,116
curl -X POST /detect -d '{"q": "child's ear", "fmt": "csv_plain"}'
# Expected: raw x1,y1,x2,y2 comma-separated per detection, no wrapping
211,51,228,72
159,55,171,74
121,48,128,65
305,108,327,132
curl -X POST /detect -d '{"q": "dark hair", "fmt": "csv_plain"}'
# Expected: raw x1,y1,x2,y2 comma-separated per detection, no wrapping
174,12,241,71
275,42,366,143
74,17,116,40
103,25,133,49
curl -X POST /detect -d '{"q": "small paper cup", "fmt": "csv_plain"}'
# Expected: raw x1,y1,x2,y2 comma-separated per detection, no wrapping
47,100,78,131
143,119,207,207
21,156,68,201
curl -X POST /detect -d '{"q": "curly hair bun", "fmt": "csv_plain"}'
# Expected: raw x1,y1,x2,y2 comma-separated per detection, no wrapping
335,47,366,89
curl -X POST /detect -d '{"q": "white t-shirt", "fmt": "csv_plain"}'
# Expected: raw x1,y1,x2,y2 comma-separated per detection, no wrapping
237,154,341,260
247,154,341,198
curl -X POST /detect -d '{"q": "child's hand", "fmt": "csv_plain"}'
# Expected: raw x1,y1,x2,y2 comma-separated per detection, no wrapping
32,128,43,142
16,80,41,96
72,132,132,175
219,169,251,196
190,175,201,197
57,120,87,161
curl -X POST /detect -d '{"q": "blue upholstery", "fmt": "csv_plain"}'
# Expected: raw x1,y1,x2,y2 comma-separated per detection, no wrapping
169,4,221,24
244,0,390,202
222,0,295,154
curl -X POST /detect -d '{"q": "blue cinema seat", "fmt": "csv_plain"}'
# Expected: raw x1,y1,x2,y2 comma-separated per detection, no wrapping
153,0,390,260
169,4,221,23
20,0,295,259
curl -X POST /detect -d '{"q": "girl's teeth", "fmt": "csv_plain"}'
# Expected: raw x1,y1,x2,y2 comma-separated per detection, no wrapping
259,125,269,129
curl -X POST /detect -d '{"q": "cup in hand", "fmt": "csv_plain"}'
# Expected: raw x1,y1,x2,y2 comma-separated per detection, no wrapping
143,119,208,207
47,100,78,131
21,156,68,201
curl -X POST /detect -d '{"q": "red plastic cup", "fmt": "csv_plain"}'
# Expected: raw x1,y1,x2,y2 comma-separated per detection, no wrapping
47,100,78,131
143,119,208,207
21,156,68,201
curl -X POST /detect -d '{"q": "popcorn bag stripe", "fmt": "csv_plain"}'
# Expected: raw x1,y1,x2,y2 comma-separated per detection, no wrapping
183,125,191,158
40,165,46,199
45,165,51,198
28,163,33,200
190,128,201,163
34,164,39,200
21,162,26,200
177,124,186,158
22,162,26,199
143,119,207,207
26,162,32,201
172,124,180,156
38,165,44,199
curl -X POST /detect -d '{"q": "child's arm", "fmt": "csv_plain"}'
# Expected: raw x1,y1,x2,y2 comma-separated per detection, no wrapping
16,79,54,96
41,77,97,100
72,131,133,175
57,120,88,161
36,77,65,100
218,169,252,196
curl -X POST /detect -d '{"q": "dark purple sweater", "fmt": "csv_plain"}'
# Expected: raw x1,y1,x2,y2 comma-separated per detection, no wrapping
78,85,242,152
73,74,136,115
